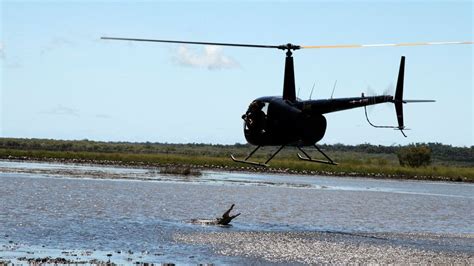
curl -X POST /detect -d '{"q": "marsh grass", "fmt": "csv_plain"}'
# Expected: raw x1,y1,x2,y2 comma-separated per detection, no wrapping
1,148,472,182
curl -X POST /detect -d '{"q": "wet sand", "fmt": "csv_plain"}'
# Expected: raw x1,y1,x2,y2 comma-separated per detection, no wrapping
176,231,473,264
3,231,472,264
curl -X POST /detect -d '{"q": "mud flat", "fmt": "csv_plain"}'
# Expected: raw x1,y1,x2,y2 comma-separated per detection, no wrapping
176,231,473,264
3,232,471,265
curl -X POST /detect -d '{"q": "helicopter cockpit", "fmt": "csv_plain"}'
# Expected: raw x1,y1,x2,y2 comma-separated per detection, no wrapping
242,100,269,133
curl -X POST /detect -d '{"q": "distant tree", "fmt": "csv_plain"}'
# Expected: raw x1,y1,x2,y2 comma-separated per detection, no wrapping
397,145,432,167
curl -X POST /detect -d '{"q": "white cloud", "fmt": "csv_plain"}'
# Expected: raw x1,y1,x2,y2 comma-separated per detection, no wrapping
175,45,239,70
0,42,22,68
40,105,80,117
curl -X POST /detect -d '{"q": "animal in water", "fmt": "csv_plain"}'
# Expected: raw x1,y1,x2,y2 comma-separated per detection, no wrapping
190,204,241,226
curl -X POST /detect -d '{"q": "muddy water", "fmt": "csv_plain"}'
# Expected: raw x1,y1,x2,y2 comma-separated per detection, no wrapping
0,161,473,264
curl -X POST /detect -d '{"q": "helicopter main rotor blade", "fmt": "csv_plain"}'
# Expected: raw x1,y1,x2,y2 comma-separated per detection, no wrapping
101,37,282,49
301,41,473,49
102,37,472,51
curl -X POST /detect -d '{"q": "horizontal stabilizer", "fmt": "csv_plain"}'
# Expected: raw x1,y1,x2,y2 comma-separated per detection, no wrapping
402,100,436,103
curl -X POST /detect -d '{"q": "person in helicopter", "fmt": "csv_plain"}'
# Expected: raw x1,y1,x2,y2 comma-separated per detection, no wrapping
242,101,266,133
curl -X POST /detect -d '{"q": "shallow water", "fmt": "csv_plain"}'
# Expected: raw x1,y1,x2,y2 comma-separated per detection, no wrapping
0,160,473,264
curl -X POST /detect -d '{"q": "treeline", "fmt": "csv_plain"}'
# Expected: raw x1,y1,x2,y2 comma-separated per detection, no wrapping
0,138,472,165
0,138,237,157
319,143,473,164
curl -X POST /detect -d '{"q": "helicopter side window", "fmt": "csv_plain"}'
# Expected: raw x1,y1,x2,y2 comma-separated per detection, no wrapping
261,102,269,115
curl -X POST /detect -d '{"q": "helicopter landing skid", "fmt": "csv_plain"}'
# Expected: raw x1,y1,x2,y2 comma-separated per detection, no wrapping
231,145,285,167
297,145,338,165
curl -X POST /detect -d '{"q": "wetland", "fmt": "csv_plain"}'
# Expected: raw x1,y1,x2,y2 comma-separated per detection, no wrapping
1,160,473,264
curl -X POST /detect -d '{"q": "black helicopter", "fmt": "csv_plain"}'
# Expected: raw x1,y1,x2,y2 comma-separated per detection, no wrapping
101,37,471,166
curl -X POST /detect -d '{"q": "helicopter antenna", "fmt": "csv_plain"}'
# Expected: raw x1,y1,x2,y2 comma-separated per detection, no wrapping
309,82,316,100
330,80,337,99
297,87,301,98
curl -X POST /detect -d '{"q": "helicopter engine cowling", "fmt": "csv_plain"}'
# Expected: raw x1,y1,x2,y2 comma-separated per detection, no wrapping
243,97,327,146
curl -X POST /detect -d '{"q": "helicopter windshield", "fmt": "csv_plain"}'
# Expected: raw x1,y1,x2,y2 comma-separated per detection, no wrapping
261,102,269,115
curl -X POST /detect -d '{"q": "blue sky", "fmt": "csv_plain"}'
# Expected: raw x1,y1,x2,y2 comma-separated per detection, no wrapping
1,1,472,146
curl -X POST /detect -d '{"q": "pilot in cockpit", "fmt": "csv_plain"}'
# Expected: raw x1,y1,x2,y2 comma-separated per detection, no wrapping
242,101,266,133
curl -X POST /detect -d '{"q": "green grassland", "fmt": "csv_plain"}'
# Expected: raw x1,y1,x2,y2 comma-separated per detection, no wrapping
0,138,472,182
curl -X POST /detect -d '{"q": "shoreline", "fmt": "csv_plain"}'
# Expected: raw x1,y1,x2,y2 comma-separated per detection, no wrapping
1,155,471,183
